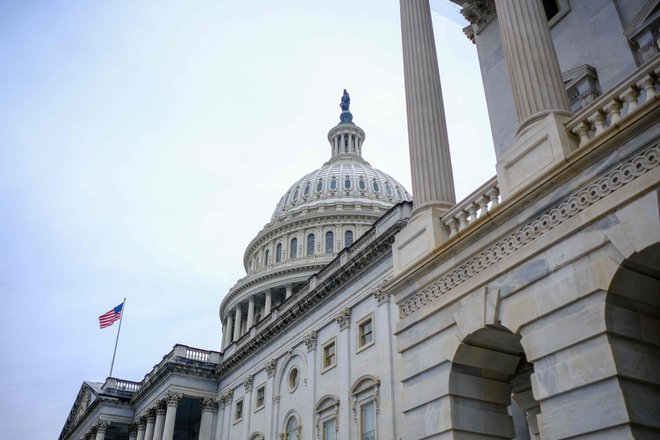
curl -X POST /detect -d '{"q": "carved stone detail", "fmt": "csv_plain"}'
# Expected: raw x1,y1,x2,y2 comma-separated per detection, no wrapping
128,423,138,435
335,307,351,330
219,389,234,407
303,330,318,351
243,375,254,392
372,277,391,305
201,397,218,412
95,420,109,433
146,408,157,422
399,143,659,318
461,0,496,34
137,417,146,430
166,392,182,407
265,359,277,378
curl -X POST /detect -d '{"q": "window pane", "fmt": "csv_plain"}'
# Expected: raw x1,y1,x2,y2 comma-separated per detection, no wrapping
287,416,299,440
326,231,334,254
361,402,375,440
330,178,337,190
276,243,282,262
307,234,315,256
291,238,298,259
345,230,353,247
323,419,335,440
316,180,323,192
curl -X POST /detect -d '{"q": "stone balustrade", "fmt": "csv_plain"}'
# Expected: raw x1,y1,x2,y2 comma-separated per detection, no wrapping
566,57,659,148
102,377,141,393
441,177,500,238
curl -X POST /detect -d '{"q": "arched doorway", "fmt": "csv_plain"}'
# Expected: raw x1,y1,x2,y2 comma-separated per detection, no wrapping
606,243,660,437
449,325,540,439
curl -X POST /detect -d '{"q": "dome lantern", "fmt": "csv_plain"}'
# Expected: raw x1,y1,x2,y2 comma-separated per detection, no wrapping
327,89,366,161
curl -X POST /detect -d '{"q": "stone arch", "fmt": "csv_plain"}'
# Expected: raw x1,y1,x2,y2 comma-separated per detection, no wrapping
275,350,307,396
605,242,660,437
249,432,264,440
449,325,540,439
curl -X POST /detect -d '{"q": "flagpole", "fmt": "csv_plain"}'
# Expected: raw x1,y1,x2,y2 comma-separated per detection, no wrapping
109,298,126,378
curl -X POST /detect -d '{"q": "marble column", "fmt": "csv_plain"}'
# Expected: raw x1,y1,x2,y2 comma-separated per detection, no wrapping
223,312,233,349
494,0,570,131
135,418,146,440
94,421,108,440
162,392,182,440
233,306,242,342
400,0,456,213
128,423,138,440
199,397,217,440
246,296,255,329
152,402,166,440
285,284,293,300
143,409,156,440
264,290,272,316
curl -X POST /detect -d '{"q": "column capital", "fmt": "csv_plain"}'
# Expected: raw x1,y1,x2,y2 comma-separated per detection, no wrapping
243,374,254,392
334,307,351,330
128,423,138,435
137,417,146,430
166,392,182,407
94,420,108,433
200,397,218,412
265,358,277,378
156,400,167,415
146,408,157,423
303,330,318,351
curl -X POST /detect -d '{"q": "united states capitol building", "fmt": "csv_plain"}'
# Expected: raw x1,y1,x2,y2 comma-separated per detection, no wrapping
61,1,660,439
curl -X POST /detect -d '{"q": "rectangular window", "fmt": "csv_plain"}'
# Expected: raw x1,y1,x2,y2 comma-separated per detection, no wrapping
360,401,376,440
255,384,265,411
358,316,374,350
322,418,336,440
322,339,336,371
234,399,243,422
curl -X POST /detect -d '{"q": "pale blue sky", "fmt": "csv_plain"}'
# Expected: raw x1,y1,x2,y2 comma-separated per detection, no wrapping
0,1,493,438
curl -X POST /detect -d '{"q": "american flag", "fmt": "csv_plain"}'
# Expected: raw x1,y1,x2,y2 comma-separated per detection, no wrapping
99,303,123,329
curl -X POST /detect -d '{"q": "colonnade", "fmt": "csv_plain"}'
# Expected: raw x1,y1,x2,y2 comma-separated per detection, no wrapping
331,132,362,156
222,284,294,349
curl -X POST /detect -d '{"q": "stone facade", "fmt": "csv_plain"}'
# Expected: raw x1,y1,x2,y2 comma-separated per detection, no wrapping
61,1,660,439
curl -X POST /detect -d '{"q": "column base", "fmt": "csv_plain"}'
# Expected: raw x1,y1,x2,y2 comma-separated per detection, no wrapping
496,112,576,200
393,206,450,275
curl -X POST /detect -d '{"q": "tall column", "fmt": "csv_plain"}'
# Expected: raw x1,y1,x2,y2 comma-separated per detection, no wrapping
400,0,456,213
94,421,108,440
162,393,182,440
152,402,166,440
285,284,293,300
246,296,255,329
494,0,570,130
223,312,233,349
233,306,242,342
264,290,272,316
143,409,156,440
199,398,217,440
135,418,146,440
129,423,138,440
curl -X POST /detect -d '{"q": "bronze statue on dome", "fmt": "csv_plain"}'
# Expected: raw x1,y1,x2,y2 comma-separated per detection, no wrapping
340,89,350,111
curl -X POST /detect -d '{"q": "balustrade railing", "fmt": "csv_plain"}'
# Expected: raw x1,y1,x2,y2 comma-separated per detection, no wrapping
441,177,500,238
566,57,659,148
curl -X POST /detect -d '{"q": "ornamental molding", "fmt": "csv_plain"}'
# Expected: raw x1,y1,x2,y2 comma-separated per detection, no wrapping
128,423,138,435
460,0,496,33
303,330,318,351
137,417,146,429
146,407,157,422
94,420,108,433
399,143,659,318
219,389,234,407
265,359,277,377
335,308,351,330
243,375,254,392
372,277,391,305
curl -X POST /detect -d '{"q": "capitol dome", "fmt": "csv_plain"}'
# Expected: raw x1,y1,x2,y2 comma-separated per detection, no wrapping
219,91,411,351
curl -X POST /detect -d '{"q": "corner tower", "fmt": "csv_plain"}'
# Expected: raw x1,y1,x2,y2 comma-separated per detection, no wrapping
219,92,411,353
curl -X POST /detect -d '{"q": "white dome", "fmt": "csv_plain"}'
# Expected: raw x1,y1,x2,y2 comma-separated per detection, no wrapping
271,156,411,222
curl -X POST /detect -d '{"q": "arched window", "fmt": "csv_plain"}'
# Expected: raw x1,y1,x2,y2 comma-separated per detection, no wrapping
351,376,380,440
315,396,339,440
326,231,334,254
276,243,282,263
307,234,315,256
290,238,298,259
330,178,337,190
303,183,311,196
372,180,380,193
385,182,392,196
345,230,353,248
264,249,270,266
358,178,366,190
286,416,300,440
292,187,299,201
316,180,324,192
344,177,351,189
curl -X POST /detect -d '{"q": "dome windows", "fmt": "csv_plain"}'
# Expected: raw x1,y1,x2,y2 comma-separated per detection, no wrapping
330,177,338,190
358,177,366,190
316,180,324,193
385,182,392,196
276,243,282,263
344,177,352,189
372,180,380,193
325,231,334,254
292,187,299,201
303,183,311,197
307,234,315,256
345,230,353,247
290,238,298,259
